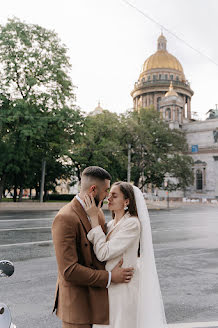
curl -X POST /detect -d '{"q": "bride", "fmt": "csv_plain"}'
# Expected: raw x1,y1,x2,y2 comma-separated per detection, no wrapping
84,181,167,328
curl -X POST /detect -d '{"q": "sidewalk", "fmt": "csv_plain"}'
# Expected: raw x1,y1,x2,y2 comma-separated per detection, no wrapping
0,199,217,211
0,200,178,211
0,201,67,211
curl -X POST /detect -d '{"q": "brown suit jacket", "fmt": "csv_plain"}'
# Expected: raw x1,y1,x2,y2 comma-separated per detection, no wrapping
52,197,109,325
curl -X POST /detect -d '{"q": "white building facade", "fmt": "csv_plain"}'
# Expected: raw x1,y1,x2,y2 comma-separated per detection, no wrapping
131,34,218,200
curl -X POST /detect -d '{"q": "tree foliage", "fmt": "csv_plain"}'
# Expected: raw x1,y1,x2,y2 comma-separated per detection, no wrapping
0,18,83,201
123,108,194,190
71,110,127,182
0,17,74,108
71,108,193,191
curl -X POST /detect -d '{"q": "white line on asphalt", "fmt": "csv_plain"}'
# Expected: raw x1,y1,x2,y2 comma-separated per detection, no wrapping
150,212,210,216
0,215,15,218
168,321,218,328
152,227,209,232
0,227,50,231
0,218,53,222
0,240,53,247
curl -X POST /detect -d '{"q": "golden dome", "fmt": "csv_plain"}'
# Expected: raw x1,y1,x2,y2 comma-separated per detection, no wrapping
143,51,184,73
89,101,104,116
141,34,185,77
165,82,178,97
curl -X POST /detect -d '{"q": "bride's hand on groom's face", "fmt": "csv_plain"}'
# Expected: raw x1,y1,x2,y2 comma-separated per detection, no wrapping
84,193,102,228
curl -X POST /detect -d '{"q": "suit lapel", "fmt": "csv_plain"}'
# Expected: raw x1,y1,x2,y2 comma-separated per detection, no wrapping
106,213,130,241
71,197,92,234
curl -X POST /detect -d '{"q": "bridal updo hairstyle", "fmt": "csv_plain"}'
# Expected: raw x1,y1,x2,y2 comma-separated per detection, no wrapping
112,182,138,217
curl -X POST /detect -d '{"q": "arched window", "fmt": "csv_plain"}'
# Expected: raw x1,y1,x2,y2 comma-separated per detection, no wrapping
196,169,203,190
166,108,171,120
157,97,161,112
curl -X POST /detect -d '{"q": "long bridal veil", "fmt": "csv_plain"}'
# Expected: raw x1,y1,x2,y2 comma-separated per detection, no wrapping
133,186,167,328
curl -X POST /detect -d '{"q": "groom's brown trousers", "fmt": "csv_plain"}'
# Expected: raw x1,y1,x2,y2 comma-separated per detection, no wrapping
62,323,92,328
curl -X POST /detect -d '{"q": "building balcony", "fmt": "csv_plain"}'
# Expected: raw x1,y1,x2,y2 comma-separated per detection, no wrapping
134,79,191,90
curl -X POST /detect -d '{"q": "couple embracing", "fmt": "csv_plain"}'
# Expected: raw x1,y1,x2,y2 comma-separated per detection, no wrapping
52,166,167,328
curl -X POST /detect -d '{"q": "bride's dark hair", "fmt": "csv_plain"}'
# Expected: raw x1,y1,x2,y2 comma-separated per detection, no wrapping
112,181,138,218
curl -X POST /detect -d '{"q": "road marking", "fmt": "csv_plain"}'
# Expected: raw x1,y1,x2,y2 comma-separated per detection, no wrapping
0,215,15,218
168,321,218,328
150,212,210,216
0,240,53,247
152,226,209,232
0,218,53,222
0,227,51,231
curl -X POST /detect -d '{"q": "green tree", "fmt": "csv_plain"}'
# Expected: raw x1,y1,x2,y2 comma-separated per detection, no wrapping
71,110,128,182
0,18,84,201
123,108,194,190
0,17,74,108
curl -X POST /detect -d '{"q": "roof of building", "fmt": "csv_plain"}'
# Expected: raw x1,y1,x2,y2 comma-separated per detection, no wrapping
165,81,179,97
89,101,104,116
141,34,185,78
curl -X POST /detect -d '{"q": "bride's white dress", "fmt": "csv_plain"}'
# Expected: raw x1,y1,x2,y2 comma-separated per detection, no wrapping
87,213,140,328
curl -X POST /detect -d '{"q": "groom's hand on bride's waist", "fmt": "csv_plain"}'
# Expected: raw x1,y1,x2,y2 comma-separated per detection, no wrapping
111,258,134,284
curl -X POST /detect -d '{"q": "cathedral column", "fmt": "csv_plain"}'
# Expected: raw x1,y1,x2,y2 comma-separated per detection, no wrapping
154,94,157,109
142,96,146,108
183,96,186,118
171,107,173,121
173,108,175,121
160,107,163,119
175,107,178,121
187,97,191,119
180,108,183,124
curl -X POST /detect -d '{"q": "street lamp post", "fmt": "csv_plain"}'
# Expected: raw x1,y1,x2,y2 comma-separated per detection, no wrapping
164,180,170,210
39,159,46,203
127,144,131,183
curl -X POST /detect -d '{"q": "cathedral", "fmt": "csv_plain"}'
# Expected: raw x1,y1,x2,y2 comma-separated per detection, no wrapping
131,34,218,200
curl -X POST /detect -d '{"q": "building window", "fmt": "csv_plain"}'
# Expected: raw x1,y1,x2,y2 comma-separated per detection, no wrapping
166,108,171,120
203,167,206,186
153,75,156,81
176,76,179,81
157,97,161,112
196,169,203,190
170,74,173,80
159,74,162,80
142,78,145,82
165,74,168,80
148,76,151,81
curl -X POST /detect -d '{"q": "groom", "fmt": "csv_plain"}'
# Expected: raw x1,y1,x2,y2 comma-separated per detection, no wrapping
52,166,134,328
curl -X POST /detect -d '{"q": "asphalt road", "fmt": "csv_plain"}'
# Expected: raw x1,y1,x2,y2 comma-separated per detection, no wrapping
0,206,218,328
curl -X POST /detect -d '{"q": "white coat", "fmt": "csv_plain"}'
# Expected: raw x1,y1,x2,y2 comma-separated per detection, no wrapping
87,213,140,328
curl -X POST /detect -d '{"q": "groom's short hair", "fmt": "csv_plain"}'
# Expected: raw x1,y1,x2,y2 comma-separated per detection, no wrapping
82,166,111,181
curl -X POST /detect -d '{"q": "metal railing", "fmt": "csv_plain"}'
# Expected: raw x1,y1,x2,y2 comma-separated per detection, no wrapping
134,79,191,89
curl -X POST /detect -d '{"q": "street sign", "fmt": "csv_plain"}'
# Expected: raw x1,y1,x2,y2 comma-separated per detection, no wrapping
191,145,198,153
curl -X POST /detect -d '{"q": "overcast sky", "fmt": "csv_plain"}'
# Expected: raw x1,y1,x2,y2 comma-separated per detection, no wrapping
0,0,218,119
